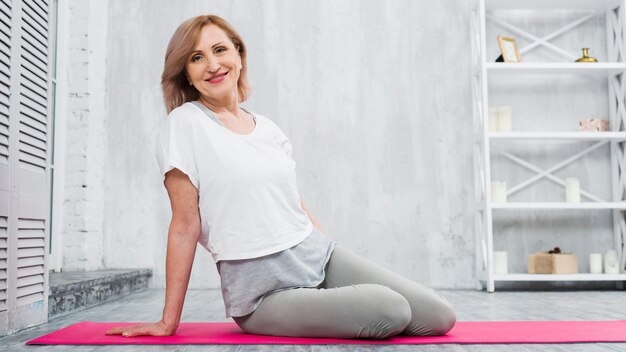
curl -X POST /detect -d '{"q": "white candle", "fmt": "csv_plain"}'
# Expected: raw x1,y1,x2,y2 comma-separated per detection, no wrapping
565,178,581,203
604,250,620,274
498,106,513,132
491,181,507,203
589,253,602,274
488,107,499,132
494,251,508,274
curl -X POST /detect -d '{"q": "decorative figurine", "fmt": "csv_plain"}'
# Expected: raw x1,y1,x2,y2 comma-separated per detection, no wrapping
575,48,597,62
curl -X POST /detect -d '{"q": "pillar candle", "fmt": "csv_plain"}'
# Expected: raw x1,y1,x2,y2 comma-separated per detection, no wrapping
604,250,620,274
494,251,508,274
565,178,581,203
589,253,602,274
491,181,507,202
498,106,513,132
488,107,499,132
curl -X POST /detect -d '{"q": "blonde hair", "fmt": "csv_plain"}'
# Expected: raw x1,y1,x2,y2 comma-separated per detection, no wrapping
161,15,251,113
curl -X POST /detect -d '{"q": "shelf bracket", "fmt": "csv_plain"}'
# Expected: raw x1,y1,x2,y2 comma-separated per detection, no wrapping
607,6,625,63
492,141,609,202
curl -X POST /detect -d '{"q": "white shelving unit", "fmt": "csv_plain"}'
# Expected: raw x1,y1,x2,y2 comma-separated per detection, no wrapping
471,0,626,292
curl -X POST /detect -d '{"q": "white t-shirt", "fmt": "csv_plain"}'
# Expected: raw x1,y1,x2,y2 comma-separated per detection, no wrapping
155,102,313,262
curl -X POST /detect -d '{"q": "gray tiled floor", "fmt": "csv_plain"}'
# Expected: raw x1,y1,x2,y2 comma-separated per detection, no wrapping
2,288,626,351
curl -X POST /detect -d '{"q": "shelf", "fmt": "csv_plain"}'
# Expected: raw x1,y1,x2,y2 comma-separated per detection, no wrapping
491,202,626,210
493,273,626,281
485,62,626,76
489,132,626,141
485,0,622,11
473,0,626,293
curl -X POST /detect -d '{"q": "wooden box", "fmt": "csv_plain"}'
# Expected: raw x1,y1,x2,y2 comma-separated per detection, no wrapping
527,252,578,274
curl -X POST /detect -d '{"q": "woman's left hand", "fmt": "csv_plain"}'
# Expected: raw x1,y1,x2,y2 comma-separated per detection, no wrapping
105,320,177,337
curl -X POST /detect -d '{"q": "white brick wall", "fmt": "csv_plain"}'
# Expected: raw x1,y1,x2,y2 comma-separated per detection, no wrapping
59,0,109,271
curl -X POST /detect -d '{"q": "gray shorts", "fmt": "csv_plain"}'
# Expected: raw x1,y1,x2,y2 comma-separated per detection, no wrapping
233,244,457,339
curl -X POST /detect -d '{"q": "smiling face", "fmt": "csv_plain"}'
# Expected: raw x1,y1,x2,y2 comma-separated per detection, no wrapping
185,24,242,102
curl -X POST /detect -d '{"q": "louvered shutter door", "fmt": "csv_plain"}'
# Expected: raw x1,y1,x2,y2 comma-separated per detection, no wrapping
0,0,11,336
1,0,50,335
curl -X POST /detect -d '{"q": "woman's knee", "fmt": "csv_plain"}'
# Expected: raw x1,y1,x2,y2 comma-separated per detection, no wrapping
431,303,457,335
358,284,411,339
404,298,457,336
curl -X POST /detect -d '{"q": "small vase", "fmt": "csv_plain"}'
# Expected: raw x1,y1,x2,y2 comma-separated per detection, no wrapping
575,48,597,63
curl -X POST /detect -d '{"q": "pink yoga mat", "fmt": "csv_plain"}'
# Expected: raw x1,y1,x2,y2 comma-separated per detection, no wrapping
26,320,626,345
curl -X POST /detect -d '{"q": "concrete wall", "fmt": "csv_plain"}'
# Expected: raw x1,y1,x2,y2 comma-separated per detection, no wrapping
56,0,617,289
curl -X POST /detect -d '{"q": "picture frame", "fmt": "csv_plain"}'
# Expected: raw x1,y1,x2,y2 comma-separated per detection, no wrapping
497,35,521,63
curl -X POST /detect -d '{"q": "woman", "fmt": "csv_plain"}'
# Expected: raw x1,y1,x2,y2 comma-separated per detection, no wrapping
106,14,456,340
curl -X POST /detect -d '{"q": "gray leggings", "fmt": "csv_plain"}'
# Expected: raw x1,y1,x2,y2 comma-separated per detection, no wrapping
232,244,457,339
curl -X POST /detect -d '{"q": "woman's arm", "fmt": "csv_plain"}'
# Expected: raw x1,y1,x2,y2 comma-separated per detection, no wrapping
106,168,201,337
300,198,327,235
160,168,202,329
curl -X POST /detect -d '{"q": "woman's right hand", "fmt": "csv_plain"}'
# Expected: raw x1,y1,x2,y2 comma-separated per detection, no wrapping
105,320,177,337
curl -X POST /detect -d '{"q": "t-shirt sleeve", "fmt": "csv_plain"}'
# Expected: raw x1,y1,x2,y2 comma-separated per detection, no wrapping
155,114,200,190
279,133,294,161
272,122,295,162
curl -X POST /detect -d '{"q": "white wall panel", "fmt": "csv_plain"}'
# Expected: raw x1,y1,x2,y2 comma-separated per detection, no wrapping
0,0,50,337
